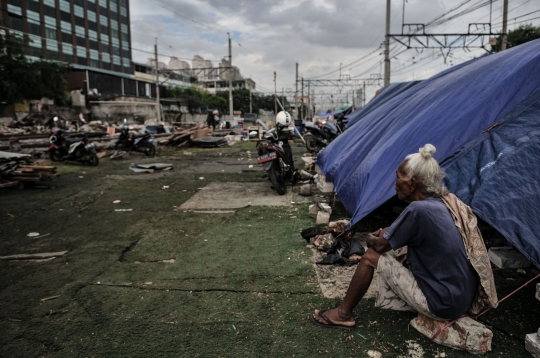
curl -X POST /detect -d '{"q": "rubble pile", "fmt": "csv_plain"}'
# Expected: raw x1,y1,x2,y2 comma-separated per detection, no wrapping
0,151,57,188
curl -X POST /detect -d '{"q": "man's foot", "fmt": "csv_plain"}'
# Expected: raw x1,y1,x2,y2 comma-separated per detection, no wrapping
310,308,356,329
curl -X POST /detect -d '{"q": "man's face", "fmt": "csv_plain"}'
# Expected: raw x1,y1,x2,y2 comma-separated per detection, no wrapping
395,161,414,202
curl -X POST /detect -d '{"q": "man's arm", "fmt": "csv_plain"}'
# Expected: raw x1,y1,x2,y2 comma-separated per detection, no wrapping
366,227,391,253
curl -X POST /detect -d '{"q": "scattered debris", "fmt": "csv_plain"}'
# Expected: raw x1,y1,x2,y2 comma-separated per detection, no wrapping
40,295,60,302
113,200,121,204
0,250,68,261
27,232,40,237
0,152,58,188
115,209,133,212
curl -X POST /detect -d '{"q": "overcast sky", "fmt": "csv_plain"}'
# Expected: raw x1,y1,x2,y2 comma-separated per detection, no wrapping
130,0,539,109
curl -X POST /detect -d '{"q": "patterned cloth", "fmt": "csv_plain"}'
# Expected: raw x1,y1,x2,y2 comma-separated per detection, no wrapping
440,193,499,314
375,253,442,320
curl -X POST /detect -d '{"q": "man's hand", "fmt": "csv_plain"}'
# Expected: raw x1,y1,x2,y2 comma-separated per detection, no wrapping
366,227,391,253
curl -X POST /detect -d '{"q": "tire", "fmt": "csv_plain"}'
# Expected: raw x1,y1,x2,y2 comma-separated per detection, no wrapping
143,142,156,157
305,134,324,153
87,153,99,166
49,150,62,162
268,161,287,195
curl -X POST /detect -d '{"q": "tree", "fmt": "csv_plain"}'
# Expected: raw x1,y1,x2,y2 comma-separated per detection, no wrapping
0,32,70,104
491,24,540,52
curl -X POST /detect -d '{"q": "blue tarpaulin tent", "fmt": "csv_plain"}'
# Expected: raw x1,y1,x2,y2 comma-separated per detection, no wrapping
441,90,540,269
317,39,540,251
345,81,421,129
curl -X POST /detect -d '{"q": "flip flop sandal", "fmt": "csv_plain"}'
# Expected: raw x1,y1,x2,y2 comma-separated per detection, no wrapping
309,310,356,330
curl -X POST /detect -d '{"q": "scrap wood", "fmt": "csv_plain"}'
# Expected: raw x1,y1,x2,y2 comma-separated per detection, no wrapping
0,181,19,188
40,295,60,302
0,250,68,260
176,139,190,148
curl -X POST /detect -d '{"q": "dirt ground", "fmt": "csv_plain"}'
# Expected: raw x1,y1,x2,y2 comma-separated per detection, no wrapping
1,142,539,357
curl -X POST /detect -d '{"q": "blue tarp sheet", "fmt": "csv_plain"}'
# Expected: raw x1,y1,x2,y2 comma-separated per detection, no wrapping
441,90,540,269
345,81,421,128
316,106,352,118
318,39,540,235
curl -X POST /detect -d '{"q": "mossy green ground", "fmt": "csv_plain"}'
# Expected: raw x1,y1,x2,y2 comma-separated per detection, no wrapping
0,142,538,357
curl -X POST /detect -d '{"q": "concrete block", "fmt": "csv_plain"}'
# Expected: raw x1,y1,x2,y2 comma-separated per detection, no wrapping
316,211,330,225
308,204,319,219
318,203,332,215
525,332,540,358
317,180,334,193
299,184,312,196
488,247,532,269
410,314,492,354
536,283,540,302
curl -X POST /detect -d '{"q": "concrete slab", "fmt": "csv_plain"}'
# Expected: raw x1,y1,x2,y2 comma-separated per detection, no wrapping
488,246,532,269
178,182,312,212
525,332,540,358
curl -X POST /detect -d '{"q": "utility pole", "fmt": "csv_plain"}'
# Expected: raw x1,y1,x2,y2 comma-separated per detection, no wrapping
501,0,509,51
307,81,310,118
282,87,284,111
339,63,342,79
249,88,252,113
154,39,161,122
301,77,304,120
384,0,391,86
295,63,299,120
274,71,277,114
228,33,234,124
363,81,366,107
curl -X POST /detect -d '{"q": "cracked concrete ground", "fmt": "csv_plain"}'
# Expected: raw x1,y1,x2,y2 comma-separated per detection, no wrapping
1,143,539,357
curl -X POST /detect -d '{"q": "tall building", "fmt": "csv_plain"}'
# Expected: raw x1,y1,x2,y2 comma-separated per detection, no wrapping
1,0,132,75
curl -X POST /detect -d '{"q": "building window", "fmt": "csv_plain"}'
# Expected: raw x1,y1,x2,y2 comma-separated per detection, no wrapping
112,45,120,56
101,42,110,54
90,40,99,51
101,26,109,36
44,5,56,18
43,0,55,6
75,25,85,37
76,37,86,47
60,11,71,22
28,19,41,36
27,0,40,13
29,34,42,48
44,15,56,28
111,29,119,40
88,21,97,31
8,4,22,16
90,50,99,68
101,33,109,43
77,47,87,65
61,20,72,33
46,27,57,40
122,49,130,58
102,53,110,63
111,19,118,30
62,32,72,43
99,15,108,26
87,10,97,22
74,0,84,6
59,0,70,12
74,5,84,18
99,6,108,15
120,0,127,7
8,14,23,31
121,23,128,34
99,0,107,7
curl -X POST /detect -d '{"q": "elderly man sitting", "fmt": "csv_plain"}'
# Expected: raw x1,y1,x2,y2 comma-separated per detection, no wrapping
311,144,497,329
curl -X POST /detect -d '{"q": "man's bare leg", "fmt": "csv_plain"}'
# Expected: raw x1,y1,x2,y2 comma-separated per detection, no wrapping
313,248,381,326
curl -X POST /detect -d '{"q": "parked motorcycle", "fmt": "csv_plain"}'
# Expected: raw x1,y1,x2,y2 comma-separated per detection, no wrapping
304,115,348,153
256,111,298,195
48,117,99,166
114,119,157,157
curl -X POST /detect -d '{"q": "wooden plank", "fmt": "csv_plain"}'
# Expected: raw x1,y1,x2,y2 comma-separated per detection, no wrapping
0,250,69,260
0,181,19,188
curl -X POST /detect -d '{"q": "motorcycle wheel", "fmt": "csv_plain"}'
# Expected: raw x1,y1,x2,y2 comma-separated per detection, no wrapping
87,153,99,166
305,134,324,153
268,161,287,195
144,142,156,157
49,150,62,162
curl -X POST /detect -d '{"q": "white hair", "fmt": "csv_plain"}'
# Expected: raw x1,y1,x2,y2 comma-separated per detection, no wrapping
404,143,448,197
